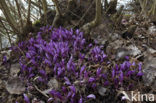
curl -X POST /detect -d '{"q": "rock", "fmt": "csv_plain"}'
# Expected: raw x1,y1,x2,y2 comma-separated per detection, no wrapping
47,78,59,90
6,77,26,94
106,40,123,55
10,63,20,77
127,45,141,56
42,78,59,95
98,86,107,96
96,35,108,45
109,33,121,41
115,48,131,60
143,56,156,88
143,66,156,89
144,56,156,69
148,25,156,35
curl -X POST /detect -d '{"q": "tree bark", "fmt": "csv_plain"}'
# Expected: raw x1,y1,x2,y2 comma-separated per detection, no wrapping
15,0,24,32
52,0,62,27
0,0,19,34
81,0,102,35
42,0,48,24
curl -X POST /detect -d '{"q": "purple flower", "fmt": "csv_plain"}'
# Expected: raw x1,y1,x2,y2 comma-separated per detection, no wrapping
80,65,85,77
127,70,135,76
120,63,126,70
28,73,34,78
28,67,33,73
79,53,85,60
96,68,102,77
137,71,143,76
2,56,7,63
23,94,30,103
87,94,96,99
67,56,76,72
137,62,143,76
64,77,71,85
49,90,63,100
132,61,135,66
39,69,46,77
38,77,45,82
69,85,76,93
76,29,80,35
125,61,131,69
112,68,115,78
62,86,67,93
67,91,72,98
90,46,106,63
138,62,142,71
125,56,129,60
119,70,124,83
26,53,31,58
92,83,97,89
88,77,95,83
57,67,64,77
115,64,119,71
44,59,52,66
13,27,145,102
88,43,92,48
45,53,51,60
104,81,109,86
48,97,54,102
78,97,83,103
101,73,107,79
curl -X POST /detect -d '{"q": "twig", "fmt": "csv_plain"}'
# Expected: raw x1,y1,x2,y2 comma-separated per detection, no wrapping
0,20,12,45
42,0,48,24
15,0,24,31
81,0,102,35
33,84,49,98
0,0,19,34
74,0,95,27
27,0,32,24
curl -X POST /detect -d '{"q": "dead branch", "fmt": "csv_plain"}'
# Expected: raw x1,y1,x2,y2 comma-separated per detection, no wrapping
33,84,49,98
81,0,102,36
42,0,48,24
74,0,95,27
0,16,7,22
106,0,117,14
0,20,12,45
27,0,32,24
31,0,43,9
15,0,24,32
104,0,109,11
0,0,19,33
38,0,42,17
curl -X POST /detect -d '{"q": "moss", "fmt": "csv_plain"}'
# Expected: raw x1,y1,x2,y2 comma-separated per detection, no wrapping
123,14,132,19
33,20,42,27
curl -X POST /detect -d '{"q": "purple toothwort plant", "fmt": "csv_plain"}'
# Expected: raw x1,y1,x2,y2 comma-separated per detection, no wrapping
23,94,30,103
13,26,143,102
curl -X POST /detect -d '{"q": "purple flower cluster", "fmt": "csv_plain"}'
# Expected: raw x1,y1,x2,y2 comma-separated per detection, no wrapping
89,46,107,63
111,60,143,89
13,26,143,102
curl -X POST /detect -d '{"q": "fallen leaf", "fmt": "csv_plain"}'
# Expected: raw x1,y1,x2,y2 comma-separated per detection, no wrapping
6,77,25,94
